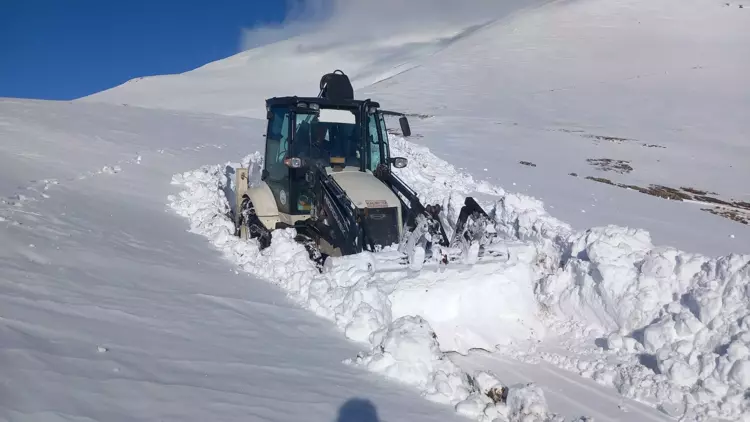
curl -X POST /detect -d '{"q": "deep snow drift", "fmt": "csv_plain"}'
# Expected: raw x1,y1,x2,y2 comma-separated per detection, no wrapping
168,122,748,420
167,152,569,422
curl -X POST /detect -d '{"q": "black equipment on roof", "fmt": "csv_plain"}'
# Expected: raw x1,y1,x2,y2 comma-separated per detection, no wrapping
318,70,354,101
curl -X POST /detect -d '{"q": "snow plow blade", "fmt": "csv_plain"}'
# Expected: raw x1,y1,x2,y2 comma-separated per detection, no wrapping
370,196,507,273
367,243,510,274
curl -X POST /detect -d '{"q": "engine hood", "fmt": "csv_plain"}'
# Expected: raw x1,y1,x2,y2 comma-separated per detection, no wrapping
327,167,400,210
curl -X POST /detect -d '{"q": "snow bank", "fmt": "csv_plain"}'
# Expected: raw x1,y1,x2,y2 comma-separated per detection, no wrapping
387,244,546,353
167,150,567,421
532,224,750,420
169,132,750,420
390,134,750,420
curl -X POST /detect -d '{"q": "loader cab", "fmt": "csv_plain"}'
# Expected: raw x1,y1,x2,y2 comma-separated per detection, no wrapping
261,96,410,216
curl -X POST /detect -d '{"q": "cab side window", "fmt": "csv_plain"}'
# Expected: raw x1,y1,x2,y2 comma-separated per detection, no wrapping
367,114,381,172
265,107,290,181
378,113,391,164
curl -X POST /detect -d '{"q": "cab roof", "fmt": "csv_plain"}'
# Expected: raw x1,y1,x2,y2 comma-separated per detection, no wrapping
265,96,380,109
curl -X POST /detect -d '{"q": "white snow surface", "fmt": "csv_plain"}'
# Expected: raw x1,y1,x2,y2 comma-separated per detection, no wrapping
7,0,750,421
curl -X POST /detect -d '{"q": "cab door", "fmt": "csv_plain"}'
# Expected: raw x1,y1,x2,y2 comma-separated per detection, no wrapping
264,106,292,214
367,112,391,172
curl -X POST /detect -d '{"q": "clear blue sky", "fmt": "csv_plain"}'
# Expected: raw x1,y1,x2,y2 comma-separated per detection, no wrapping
0,0,287,100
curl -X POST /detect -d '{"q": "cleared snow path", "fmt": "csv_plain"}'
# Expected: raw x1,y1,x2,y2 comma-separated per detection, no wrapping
0,99,466,422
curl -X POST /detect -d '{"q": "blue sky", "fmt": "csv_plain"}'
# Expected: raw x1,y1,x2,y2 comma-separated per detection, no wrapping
0,0,289,100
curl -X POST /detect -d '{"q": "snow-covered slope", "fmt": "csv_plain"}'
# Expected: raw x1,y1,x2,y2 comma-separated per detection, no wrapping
9,0,749,421
0,99,468,422
79,0,551,118
359,0,750,256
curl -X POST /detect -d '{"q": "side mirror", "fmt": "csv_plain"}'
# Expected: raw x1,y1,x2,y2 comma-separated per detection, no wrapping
391,157,408,169
399,116,411,137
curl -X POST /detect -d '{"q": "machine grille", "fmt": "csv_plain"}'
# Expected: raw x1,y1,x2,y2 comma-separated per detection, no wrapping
363,207,400,250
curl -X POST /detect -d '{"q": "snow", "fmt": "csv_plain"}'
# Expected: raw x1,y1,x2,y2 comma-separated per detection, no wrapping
167,151,567,421
5,0,749,421
165,124,750,419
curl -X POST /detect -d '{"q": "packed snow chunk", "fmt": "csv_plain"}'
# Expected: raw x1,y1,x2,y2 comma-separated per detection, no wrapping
605,332,624,350
682,254,750,326
389,247,546,353
657,351,699,388
540,226,707,333
728,359,750,389
348,316,475,405
492,193,571,246
320,254,394,344
504,383,562,422
101,165,122,174
454,371,510,420
642,316,677,352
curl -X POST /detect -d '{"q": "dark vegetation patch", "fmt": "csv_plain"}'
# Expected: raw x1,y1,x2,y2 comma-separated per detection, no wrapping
404,113,433,119
693,195,732,206
519,161,537,167
580,133,667,149
703,208,749,225
586,158,634,174
645,185,692,201
584,177,750,226
584,176,614,185
681,186,716,196
582,134,632,143
552,128,667,149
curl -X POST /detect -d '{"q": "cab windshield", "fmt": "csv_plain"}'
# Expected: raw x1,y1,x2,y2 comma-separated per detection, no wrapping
294,109,362,168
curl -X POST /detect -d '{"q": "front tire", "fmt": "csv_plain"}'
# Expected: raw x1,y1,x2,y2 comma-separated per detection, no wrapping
238,194,272,249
